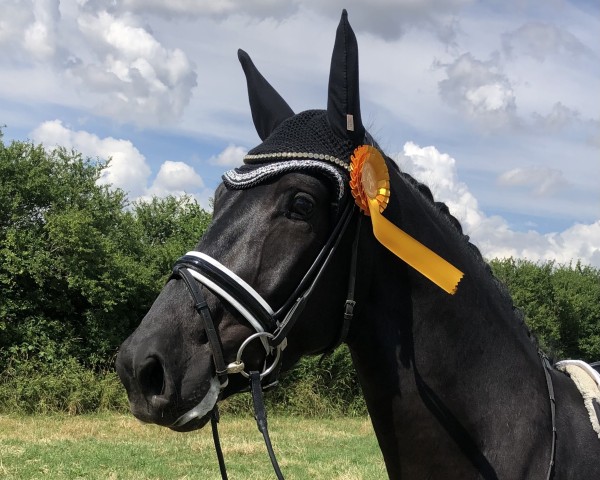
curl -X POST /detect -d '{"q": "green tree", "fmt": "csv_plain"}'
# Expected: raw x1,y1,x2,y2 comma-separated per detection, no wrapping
2,132,599,415
0,135,211,372
134,195,212,283
490,258,600,361
490,258,561,354
551,262,600,360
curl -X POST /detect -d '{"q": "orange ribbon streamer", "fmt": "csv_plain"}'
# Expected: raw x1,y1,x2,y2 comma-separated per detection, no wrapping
350,146,464,294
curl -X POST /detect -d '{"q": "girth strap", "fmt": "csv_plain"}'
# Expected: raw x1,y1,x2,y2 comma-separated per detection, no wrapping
540,351,557,480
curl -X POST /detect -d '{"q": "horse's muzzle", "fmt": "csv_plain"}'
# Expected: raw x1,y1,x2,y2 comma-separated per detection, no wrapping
116,335,216,429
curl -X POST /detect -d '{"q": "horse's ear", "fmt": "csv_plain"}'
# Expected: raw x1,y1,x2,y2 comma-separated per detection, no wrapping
327,10,365,146
238,49,295,141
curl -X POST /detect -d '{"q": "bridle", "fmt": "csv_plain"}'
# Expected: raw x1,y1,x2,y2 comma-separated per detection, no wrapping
167,173,559,480
170,198,358,479
172,199,356,384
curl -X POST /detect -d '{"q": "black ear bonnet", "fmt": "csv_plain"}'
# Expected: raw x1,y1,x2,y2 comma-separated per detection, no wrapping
223,10,371,204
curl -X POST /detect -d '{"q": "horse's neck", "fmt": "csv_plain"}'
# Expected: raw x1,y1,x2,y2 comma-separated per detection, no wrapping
347,180,553,478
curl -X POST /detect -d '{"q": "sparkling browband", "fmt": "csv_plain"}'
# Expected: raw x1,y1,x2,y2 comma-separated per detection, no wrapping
244,151,350,172
223,159,348,200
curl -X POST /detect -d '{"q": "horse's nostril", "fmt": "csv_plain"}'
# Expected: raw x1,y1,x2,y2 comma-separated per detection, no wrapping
137,356,165,398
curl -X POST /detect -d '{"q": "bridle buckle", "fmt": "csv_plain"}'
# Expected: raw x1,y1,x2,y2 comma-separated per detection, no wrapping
344,299,356,320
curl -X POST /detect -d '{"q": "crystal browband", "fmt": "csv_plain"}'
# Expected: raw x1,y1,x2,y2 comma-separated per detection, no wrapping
244,152,350,172
223,159,348,201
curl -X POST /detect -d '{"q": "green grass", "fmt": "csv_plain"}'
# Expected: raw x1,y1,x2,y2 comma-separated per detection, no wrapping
0,413,386,479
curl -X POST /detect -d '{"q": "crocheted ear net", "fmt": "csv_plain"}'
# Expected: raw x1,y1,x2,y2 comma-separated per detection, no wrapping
223,110,355,202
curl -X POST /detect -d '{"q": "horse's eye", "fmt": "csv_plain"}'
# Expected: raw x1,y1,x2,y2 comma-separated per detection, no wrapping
288,193,315,220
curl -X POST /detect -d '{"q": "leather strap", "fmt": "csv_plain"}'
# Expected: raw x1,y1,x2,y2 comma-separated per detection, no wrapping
177,254,276,331
540,351,556,480
171,202,358,480
173,266,229,388
334,214,362,351
210,407,228,480
269,204,356,348
251,371,284,479
318,214,361,360
273,201,355,320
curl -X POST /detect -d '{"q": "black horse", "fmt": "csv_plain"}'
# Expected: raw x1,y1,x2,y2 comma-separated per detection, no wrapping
117,11,600,479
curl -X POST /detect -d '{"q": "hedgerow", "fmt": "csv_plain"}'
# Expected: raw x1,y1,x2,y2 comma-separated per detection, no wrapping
1,134,598,415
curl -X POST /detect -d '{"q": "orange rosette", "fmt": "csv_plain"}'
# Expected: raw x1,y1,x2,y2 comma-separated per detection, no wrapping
349,145,390,215
348,145,464,295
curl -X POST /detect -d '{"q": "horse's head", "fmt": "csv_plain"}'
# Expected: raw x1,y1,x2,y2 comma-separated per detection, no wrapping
116,11,369,432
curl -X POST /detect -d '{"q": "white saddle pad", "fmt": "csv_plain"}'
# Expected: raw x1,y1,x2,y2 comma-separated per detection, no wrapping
555,360,600,439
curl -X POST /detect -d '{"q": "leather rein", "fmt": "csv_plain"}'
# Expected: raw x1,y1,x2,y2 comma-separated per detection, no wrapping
170,200,358,479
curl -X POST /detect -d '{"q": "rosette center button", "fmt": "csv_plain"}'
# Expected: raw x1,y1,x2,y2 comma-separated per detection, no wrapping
361,162,378,198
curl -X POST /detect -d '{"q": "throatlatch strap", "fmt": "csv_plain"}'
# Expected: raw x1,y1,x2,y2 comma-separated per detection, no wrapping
270,203,356,348
337,214,361,348
320,214,361,359
250,371,284,480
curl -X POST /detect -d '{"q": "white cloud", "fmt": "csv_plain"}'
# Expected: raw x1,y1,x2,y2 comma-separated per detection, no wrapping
304,0,472,42
0,0,62,63
0,3,27,46
502,22,590,61
471,218,600,268
144,160,212,208
3,0,598,259
465,83,513,112
29,120,212,207
94,0,472,42
23,10,57,60
497,166,569,196
71,11,197,124
109,0,296,19
394,142,600,267
531,102,581,133
394,141,484,232
30,120,151,199
438,53,517,129
208,145,247,167
150,161,204,192
0,3,197,125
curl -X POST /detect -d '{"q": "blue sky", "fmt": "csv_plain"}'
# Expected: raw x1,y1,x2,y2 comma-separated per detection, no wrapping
1,0,599,266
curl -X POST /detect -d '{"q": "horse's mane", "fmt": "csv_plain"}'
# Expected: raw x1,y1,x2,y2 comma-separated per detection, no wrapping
386,157,541,353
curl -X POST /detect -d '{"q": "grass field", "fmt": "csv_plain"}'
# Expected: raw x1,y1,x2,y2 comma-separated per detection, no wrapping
0,413,386,479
